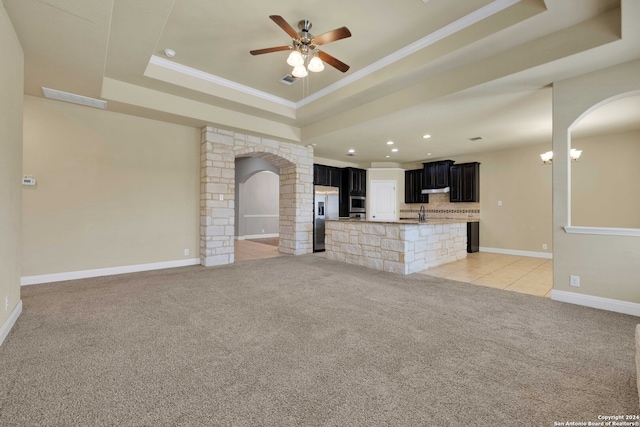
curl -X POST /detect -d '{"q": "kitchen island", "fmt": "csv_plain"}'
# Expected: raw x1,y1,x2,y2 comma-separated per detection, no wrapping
325,219,475,275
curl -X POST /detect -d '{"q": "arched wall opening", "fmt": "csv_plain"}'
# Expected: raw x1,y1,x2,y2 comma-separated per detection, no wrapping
551,59,640,311
200,127,314,267
235,157,280,240
568,93,640,229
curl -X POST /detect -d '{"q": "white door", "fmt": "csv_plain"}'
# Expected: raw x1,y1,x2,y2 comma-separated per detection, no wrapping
370,180,396,221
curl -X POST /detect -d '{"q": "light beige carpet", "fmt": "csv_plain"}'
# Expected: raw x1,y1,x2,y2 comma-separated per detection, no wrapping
0,255,637,426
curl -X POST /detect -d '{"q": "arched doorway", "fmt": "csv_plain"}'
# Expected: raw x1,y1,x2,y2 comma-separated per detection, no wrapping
199,126,314,267
235,157,280,241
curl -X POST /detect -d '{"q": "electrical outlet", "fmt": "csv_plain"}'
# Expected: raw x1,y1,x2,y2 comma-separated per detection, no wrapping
261,229,265,233
542,243,548,250
570,275,580,287
497,200,502,206
184,249,189,256
219,194,224,201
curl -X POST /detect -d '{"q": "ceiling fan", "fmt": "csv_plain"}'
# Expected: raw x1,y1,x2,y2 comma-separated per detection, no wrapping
250,15,352,78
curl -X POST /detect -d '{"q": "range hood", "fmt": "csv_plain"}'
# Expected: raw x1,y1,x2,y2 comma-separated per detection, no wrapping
422,187,450,194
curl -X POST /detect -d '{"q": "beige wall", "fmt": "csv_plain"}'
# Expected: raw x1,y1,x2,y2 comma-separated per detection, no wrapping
238,171,279,237
22,96,200,276
553,59,640,303
0,3,23,330
451,147,552,255
571,130,640,228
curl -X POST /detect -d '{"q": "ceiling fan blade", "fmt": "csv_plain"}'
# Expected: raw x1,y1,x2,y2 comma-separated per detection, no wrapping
317,51,350,73
269,15,300,40
313,27,352,45
250,46,291,55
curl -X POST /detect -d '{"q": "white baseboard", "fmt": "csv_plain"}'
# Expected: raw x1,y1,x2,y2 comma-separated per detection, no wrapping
479,246,553,259
551,290,640,317
0,299,22,347
236,234,279,240
21,258,202,286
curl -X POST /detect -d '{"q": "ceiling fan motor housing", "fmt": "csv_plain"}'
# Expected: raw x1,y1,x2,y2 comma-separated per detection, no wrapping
297,20,315,49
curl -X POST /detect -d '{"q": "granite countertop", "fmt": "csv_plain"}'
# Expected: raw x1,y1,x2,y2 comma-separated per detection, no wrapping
330,218,478,225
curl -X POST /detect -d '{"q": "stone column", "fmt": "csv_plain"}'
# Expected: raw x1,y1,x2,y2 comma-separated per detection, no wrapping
279,164,314,255
200,128,235,267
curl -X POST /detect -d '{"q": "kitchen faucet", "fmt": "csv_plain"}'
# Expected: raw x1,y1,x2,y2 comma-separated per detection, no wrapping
418,205,427,222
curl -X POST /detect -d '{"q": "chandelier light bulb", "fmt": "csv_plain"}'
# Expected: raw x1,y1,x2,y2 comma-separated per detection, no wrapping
292,65,308,78
308,55,324,72
287,50,304,67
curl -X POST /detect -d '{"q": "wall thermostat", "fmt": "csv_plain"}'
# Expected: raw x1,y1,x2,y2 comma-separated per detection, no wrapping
22,175,37,186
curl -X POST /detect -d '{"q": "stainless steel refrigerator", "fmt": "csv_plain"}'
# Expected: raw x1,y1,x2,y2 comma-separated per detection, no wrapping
314,186,339,252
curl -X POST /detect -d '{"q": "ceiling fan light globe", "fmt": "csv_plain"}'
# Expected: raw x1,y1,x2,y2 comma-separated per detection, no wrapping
308,56,324,72
287,50,304,66
292,65,308,78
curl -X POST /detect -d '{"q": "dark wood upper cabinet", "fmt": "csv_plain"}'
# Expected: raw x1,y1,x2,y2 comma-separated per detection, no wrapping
328,166,341,188
343,167,366,196
449,162,480,202
405,169,429,203
423,160,454,189
313,164,341,187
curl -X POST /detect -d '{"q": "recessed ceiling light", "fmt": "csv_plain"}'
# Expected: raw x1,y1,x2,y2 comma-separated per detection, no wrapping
386,141,394,145
423,134,431,139
391,148,398,152
163,48,176,58
348,149,355,153
427,153,432,156
385,155,391,158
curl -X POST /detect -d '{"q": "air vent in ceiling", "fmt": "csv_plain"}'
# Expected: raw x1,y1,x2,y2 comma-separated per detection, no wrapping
41,87,107,109
279,74,299,85
468,136,484,141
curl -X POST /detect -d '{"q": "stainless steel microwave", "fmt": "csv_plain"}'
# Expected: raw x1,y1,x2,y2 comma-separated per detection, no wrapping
349,196,366,213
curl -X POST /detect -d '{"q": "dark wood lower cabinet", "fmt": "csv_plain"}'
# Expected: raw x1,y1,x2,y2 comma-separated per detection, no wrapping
467,222,479,253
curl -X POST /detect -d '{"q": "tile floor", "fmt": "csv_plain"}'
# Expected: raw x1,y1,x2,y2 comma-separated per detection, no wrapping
235,241,553,298
234,239,287,262
419,252,553,298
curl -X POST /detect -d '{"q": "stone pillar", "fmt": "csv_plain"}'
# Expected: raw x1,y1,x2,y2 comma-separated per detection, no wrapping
279,164,314,255
200,128,235,267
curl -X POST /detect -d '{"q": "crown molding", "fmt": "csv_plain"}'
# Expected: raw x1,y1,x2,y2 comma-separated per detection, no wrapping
148,55,298,109
148,0,521,110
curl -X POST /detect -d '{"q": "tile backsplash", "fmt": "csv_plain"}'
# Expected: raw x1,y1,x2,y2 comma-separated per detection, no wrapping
400,193,480,220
